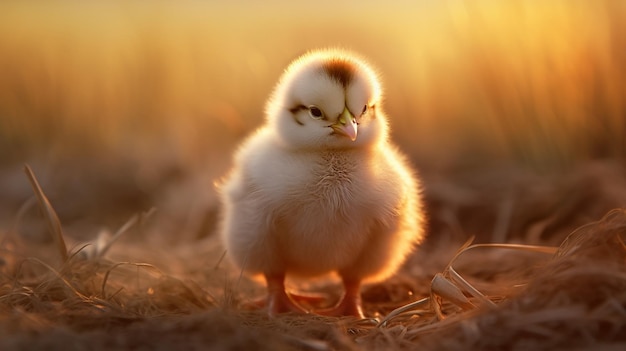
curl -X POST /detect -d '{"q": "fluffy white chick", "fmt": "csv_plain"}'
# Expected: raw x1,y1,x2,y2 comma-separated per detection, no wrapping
218,49,424,317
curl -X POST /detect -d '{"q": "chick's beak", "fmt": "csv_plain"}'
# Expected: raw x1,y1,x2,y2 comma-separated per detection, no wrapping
331,107,358,141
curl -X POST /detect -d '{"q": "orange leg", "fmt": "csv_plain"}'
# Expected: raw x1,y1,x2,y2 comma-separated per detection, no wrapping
265,273,309,316
316,279,364,318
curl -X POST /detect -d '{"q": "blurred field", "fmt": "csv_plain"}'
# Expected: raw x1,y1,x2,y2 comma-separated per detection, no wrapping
1,1,626,350
2,1,626,168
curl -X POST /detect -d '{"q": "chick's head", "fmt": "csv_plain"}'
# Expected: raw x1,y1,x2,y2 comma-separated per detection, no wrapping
266,49,387,150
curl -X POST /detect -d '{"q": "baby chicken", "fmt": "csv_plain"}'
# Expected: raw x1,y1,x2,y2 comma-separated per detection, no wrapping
218,49,424,317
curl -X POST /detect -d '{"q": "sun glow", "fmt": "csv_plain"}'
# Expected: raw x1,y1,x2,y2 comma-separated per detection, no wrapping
0,1,624,172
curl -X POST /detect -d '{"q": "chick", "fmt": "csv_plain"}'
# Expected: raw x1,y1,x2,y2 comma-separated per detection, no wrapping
218,49,424,317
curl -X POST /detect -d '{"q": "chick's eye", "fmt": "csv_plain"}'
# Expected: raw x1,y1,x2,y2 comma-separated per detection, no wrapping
361,105,368,115
308,106,324,119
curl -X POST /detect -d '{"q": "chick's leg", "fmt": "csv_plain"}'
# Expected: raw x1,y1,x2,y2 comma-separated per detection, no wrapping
316,278,364,318
265,273,309,316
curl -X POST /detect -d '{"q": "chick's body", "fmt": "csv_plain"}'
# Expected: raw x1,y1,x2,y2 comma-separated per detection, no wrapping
219,49,424,317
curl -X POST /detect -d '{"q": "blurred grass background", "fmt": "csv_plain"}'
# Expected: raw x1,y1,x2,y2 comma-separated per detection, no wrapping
1,0,625,240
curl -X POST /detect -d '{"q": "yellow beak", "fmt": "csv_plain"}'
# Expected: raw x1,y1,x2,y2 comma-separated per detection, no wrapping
331,107,358,141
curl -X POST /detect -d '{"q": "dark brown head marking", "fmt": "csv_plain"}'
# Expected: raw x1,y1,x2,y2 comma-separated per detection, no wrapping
322,58,356,88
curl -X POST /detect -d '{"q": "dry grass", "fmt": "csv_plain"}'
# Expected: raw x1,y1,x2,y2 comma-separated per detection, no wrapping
1,166,625,350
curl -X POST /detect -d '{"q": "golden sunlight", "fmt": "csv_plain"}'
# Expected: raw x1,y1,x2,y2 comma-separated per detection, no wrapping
0,0,624,171
1,2,626,349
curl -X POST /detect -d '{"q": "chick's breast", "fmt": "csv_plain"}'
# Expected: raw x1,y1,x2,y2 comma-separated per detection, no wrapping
219,128,423,282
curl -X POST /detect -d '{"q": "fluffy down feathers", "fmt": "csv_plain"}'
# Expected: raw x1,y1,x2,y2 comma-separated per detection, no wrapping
217,49,424,315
